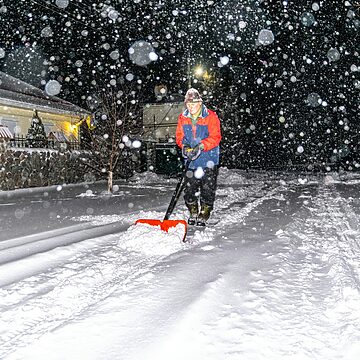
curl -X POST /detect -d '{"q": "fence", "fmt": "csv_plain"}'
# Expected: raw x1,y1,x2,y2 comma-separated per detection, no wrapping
9,135,80,151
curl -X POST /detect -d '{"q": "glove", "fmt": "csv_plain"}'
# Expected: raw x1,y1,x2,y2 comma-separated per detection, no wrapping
182,144,203,161
182,145,189,158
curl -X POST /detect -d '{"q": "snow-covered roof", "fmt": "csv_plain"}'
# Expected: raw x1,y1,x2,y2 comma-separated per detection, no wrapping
0,125,13,139
0,72,90,117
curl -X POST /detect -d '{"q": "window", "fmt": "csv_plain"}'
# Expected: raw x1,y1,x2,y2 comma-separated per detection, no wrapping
43,123,53,135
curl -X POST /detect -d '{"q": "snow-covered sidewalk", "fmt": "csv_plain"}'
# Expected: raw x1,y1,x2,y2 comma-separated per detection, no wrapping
1,169,360,359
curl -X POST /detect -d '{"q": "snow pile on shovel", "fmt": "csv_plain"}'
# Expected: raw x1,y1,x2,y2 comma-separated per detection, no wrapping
118,222,186,256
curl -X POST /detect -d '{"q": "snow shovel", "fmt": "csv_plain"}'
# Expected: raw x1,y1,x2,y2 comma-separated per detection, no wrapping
135,161,190,241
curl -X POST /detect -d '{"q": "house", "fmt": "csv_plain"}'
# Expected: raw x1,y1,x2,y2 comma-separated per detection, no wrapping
0,71,91,143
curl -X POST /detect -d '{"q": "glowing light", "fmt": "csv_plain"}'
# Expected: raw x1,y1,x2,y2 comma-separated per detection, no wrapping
194,66,204,77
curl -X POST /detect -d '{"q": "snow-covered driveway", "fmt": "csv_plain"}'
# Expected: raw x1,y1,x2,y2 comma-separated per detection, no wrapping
1,170,360,359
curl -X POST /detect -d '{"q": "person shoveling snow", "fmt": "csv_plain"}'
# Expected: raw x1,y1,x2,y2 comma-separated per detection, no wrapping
134,88,221,239
176,88,222,227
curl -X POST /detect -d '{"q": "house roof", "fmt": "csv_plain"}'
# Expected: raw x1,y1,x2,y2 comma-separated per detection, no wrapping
0,71,90,117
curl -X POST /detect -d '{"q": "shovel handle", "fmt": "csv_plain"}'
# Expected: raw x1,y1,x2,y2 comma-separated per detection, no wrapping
163,160,190,221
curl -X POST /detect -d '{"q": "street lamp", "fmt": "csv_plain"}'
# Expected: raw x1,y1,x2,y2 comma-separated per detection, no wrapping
187,61,214,88
194,65,205,77
187,56,205,87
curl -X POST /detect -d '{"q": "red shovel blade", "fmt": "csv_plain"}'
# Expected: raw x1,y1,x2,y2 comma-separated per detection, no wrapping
135,219,187,241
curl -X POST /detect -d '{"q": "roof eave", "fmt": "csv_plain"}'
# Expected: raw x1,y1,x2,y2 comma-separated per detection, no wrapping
0,97,91,117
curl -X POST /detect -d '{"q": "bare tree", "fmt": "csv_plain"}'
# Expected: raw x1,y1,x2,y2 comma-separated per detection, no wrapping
80,81,142,193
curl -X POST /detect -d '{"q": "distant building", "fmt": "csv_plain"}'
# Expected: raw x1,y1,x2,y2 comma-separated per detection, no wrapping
142,101,184,175
142,102,184,142
0,71,90,144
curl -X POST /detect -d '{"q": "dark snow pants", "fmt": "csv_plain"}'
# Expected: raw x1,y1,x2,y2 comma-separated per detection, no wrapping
183,166,218,208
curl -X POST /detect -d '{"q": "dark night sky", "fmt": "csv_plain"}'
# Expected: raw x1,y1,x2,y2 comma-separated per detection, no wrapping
0,0,359,170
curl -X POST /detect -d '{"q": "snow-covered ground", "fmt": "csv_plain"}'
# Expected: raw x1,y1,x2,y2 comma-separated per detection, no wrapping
1,168,360,360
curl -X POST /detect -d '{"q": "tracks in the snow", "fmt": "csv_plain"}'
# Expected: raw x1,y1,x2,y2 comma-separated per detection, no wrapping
0,181,282,359
252,182,360,356
0,221,130,286
0,226,174,358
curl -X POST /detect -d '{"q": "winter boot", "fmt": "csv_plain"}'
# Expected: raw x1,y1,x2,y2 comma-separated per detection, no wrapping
186,202,199,225
197,204,212,226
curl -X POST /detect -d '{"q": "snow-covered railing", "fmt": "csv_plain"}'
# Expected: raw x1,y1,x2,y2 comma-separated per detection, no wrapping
9,135,80,151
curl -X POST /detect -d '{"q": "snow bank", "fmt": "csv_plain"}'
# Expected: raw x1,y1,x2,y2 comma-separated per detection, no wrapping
118,223,187,256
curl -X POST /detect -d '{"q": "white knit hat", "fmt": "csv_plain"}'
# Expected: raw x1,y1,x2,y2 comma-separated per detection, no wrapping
184,88,203,103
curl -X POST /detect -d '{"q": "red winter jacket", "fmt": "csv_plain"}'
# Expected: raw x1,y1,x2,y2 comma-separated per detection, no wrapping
176,105,221,169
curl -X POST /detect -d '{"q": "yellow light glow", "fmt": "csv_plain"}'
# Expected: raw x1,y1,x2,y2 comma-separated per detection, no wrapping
194,66,204,77
203,71,211,80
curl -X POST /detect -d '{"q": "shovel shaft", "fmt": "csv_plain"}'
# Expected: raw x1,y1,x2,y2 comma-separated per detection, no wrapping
163,160,190,221
163,178,185,220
